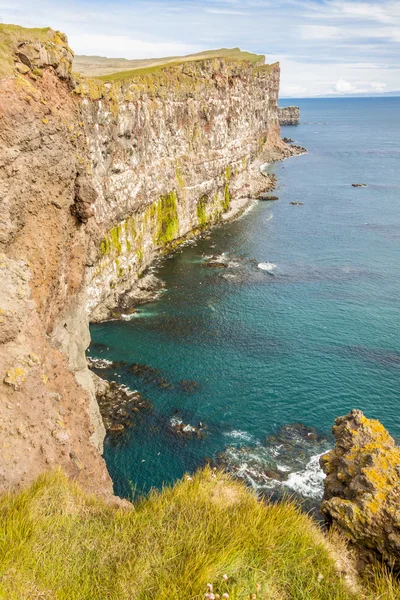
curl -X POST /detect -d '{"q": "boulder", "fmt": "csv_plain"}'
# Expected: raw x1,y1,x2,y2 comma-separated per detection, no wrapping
320,410,400,569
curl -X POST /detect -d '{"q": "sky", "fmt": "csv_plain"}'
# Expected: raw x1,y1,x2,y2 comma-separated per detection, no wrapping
1,0,399,97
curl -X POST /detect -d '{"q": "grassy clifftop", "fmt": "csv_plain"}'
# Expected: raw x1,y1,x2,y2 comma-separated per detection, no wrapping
0,24,64,77
1,467,398,599
74,47,265,80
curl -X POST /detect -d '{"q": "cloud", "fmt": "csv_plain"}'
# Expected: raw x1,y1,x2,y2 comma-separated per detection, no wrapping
333,79,355,93
205,8,251,15
0,0,399,97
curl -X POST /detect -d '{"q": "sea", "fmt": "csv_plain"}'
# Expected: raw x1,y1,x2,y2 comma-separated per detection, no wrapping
89,97,400,506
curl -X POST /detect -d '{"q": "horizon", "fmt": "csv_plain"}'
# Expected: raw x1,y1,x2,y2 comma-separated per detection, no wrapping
0,0,399,98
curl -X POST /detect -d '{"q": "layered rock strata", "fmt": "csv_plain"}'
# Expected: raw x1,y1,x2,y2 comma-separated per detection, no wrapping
0,24,296,494
278,106,300,125
321,410,400,570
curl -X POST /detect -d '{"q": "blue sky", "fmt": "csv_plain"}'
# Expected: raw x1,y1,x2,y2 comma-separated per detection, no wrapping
1,0,399,97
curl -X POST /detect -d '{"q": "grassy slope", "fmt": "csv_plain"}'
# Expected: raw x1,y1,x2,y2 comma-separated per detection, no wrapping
74,47,265,81
0,468,398,599
0,23,56,78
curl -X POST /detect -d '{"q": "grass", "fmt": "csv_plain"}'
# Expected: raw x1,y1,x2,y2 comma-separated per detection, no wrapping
96,48,265,82
0,468,398,599
75,47,264,80
0,23,55,77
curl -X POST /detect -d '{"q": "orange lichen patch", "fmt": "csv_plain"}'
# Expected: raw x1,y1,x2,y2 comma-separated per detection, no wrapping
321,410,400,569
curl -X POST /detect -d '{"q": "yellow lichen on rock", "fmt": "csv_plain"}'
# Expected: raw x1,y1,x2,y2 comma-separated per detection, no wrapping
321,409,400,569
4,365,27,390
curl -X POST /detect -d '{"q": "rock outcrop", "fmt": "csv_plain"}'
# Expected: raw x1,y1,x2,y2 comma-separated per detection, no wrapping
321,410,400,569
0,24,299,494
278,106,300,125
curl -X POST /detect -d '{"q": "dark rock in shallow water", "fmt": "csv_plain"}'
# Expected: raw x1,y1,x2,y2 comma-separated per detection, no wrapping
258,193,279,201
128,362,173,389
205,261,228,268
169,412,206,439
178,379,200,393
290,201,304,206
91,372,152,433
352,183,367,187
283,137,294,143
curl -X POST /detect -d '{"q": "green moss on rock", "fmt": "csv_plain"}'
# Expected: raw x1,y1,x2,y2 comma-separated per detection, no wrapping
156,191,179,246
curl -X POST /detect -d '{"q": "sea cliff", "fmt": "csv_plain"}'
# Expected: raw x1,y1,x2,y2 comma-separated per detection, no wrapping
0,24,298,494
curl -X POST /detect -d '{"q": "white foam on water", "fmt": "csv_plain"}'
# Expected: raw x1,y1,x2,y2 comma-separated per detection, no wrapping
282,454,326,499
121,313,137,321
224,430,253,442
258,262,277,272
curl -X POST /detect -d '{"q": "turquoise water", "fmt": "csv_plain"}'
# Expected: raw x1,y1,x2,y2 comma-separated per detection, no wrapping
90,98,400,502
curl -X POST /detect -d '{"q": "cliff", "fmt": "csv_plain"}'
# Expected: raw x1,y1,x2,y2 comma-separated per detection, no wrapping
321,410,400,570
0,24,297,494
278,105,300,125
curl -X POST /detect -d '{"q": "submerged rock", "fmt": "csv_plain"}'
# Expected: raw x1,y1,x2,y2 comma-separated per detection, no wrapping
178,379,200,393
169,413,206,439
290,201,304,206
91,372,152,434
258,193,279,201
352,183,367,187
320,410,400,569
128,362,173,389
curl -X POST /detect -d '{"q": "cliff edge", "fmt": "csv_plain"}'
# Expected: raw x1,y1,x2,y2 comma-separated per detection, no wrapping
321,410,400,570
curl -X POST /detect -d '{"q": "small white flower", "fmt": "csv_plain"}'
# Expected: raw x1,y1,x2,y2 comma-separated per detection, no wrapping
222,574,228,581
207,583,213,591
222,594,229,599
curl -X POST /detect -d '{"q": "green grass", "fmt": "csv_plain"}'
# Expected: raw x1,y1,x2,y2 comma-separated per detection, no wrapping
1,467,398,599
0,23,56,77
97,48,265,82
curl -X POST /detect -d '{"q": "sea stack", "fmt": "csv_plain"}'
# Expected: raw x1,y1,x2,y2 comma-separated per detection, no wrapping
278,106,300,125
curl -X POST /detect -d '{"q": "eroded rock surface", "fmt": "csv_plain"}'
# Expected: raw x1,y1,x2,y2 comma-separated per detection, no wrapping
278,106,300,125
321,410,400,569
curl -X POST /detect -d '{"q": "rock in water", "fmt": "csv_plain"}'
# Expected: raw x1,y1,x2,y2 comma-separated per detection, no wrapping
320,409,400,569
278,106,300,125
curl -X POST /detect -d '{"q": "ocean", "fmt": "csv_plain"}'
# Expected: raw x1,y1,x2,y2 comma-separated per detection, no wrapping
90,97,400,504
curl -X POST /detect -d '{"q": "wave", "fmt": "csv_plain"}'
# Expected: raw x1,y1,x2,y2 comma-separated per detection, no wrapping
217,423,331,502
258,262,277,272
283,453,326,499
224,430,254,442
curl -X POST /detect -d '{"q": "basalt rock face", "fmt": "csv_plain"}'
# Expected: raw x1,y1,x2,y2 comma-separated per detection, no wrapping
78,59,295,321
321,410,400,569
278,106,300,125
0,25,294,494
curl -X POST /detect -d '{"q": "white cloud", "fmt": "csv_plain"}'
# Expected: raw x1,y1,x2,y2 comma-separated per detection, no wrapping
333,79,355,93
206,8,251,15
0,0,399,97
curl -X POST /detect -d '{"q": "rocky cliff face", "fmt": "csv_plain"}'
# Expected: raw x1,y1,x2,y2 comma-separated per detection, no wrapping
278,106,300,125
76,59,293,321
0,25,295,494
321,410,400,569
